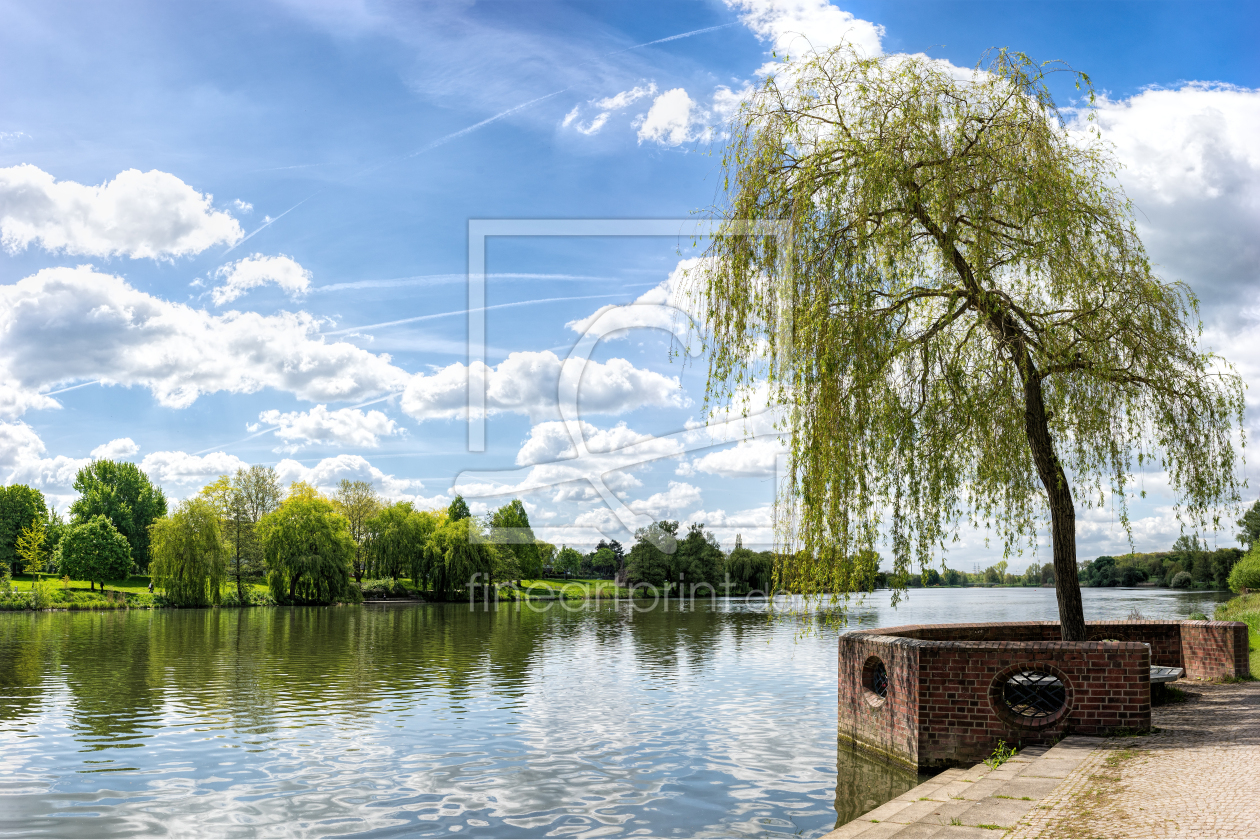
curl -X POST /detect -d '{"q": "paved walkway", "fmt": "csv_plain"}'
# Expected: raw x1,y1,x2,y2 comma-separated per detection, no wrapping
1012,681,1260,838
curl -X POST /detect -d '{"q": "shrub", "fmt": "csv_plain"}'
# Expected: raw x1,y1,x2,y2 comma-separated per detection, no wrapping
360,578,415,599
1227,550,1260,593
31,579,54,610
1171,571,1193,589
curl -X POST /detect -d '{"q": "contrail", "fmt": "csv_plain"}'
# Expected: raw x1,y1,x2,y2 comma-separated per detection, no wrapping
222,193,317,255
42,380,101,396
324,292,622,335
606,22,737,56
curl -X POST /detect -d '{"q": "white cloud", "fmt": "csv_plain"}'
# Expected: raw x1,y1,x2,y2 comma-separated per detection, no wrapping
0,420,87,492
400,350,686,423
212,253,312,305
576,112,611,136
139,450,249,486
685,437,786,478
90,438,139,460
596,83,658,112
568,257,703,336
0,265,409,414
455,420,685,506
259,404,403,451
565,83,658,137
630,481,703,518
726,0,884,61
0,164,243,259
637,88,705,146
274,453,436,502
1080,84,1260,313
233,199,253,213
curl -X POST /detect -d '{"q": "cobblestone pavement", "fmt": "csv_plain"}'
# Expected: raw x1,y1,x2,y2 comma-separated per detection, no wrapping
1011,681,1260,839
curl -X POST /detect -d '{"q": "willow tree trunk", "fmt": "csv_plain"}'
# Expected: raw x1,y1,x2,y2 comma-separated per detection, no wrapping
1022,369,1088,641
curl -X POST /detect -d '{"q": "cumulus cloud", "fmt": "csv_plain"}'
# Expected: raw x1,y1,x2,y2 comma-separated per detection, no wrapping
683,437,786,478
90,438,139,460
400,350,686,423
0,265,409,415
0,420,87,492
1080,84,1260,311
259,404,403,451
726,0,884,63
212,254,312,305
0,164,243,259
139,450,249,486
567,257,703,336
274,453,434,502
455,420,685,506
637,88,705,146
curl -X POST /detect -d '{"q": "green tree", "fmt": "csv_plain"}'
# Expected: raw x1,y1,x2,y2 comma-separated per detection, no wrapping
368,503,440,582
199,466,282,601
258,486,355,604
535,540,557,575
57,514,132,590
489,499,541,581
149,498,227,606
69,460,167,572
332,479,383,584
555,545,583,578
448,495,471,522
922,568,942,587
0,484,48,578
1236,500,1260,552
695,47,1243,641
625,521,679,587
17,517,48,579
674,523,724,594
426,516,493,600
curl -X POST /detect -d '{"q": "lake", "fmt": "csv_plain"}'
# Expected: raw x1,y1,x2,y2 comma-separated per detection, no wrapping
0,586,1229,838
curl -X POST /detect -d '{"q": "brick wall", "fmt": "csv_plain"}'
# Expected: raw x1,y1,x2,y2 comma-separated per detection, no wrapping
837,634,920,769
1180,620,1250,679
838,619,1249,770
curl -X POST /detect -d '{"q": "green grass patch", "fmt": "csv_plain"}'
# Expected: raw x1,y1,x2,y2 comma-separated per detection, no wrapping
515,579,634,599
1214,592,1260,677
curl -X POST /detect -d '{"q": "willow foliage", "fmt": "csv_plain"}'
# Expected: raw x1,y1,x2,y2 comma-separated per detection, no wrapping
150,498,227,606
695,47,1244,636
258,486,355,604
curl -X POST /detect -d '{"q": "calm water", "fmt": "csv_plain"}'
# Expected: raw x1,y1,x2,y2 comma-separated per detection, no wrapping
0,587,1228,838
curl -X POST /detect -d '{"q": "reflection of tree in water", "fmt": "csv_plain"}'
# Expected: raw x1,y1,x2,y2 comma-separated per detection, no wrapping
61,611,162,748
832,740,923,827
0,613,58,726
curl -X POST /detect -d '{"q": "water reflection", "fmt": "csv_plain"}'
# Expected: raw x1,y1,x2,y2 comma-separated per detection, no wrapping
0,587,1225,838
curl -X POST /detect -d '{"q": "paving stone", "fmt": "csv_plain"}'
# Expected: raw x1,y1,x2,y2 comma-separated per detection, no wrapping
1011,682,1260,839
987,776,1061,800
931,826,1005,840
860,799,916,823
956,796,1036,828
885,800,960,823
1008,758,1083,779
850,820,916,839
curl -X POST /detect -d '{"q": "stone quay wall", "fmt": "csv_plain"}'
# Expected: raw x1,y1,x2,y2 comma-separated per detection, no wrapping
838,620,1249,770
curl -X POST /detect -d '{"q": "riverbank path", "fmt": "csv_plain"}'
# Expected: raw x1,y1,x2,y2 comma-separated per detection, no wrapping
1012,680,1260,838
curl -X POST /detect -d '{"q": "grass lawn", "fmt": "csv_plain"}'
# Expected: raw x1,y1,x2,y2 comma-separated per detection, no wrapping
515,578,638,598
9,572,154,595
1215,592,1260,676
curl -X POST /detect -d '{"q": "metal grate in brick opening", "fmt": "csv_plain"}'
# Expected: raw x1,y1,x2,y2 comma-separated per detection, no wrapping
1002,670,1065,718
869,660,888,698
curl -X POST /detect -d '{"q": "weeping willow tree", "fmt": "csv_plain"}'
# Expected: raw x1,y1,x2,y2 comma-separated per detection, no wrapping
694,47,1244,640
258,485,355,604
150,498,227,606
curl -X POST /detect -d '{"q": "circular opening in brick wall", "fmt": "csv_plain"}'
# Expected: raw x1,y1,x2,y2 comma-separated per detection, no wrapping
861,656,888,706
990,668,1068,727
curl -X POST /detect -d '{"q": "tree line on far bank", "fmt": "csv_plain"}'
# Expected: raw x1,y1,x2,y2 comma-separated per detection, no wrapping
0,462,776,607
5,462,1259,606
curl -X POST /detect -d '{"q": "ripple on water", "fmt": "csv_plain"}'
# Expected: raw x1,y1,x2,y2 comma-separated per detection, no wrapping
1,589,1218,838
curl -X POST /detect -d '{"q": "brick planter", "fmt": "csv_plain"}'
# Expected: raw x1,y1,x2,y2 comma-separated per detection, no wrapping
838,620,1249,770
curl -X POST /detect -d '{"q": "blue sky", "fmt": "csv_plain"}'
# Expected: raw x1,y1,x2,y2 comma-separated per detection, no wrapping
1,0,1257,568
